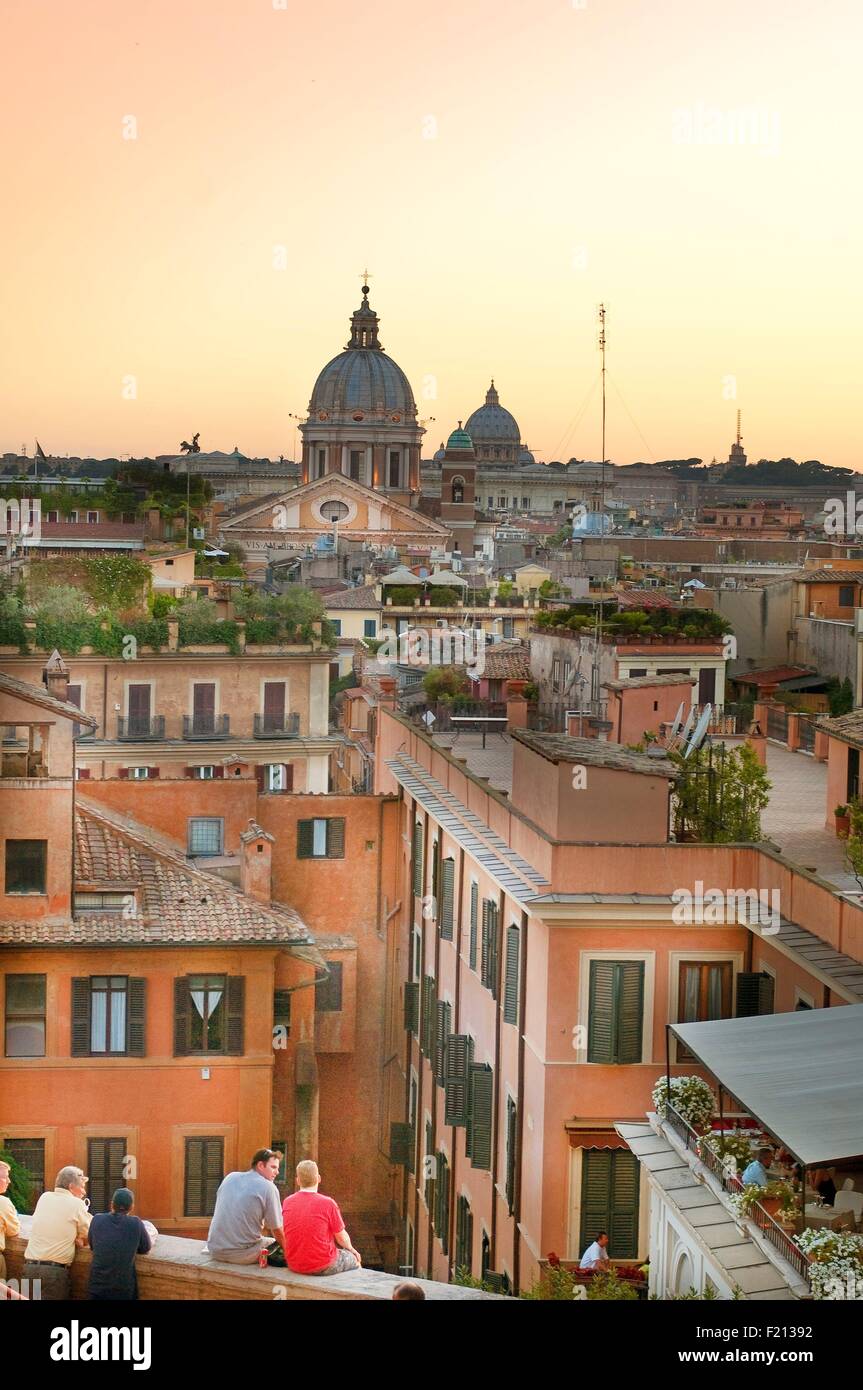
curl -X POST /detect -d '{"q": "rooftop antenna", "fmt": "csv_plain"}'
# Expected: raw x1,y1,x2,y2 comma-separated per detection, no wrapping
736,409,742,449
594,303,608,718
683,704,712,758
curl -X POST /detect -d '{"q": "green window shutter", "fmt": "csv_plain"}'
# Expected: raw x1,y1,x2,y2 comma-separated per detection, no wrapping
424,1119,434,1209
431,839,440,910
434,999,451,1085
468,1063,494,1170
588,961,644,1064
469,883,478,970
505,1096,518,1213
736,970,774,1018
71,977,90,1056
440,1155,450,1254
326,818,346,858
480,900,491,988
503,924,520,1024
389,1122,413,1167
444,1033,471,1125
412,822,424,898
486,903,500,999
403,981,419,1034
580,1149,640,1260
421,975,437,1058
173,977,190,1056
297,820,314,858
440,859,455,941
225,976,245,1055
127,978,146,1057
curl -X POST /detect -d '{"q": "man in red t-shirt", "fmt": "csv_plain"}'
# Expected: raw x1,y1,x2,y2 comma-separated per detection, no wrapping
281,1160,362,1275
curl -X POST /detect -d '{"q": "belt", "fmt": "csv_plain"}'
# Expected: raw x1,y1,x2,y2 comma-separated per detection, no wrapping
26,1260,69,1269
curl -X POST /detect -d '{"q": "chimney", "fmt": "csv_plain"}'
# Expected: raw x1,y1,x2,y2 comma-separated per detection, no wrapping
167,617,179,652
43,649,69,704
240,819,274,905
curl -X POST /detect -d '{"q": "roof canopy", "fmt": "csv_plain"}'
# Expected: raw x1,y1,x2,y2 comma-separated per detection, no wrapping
670,1005,863,1166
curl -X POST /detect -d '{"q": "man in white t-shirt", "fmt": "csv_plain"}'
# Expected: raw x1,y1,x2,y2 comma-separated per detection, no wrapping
579,1231,610,1270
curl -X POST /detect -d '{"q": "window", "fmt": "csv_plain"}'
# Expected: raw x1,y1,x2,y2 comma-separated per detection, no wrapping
839,584,855,607
322,500,349,522
69,511,78,523
349,450,363,481
297,818,345,859
469,882,478,970
315,962,343,1013
467,1063,494,1169
503,925,520,1025
505,1096,518,1213
455,1195,473,1274
411,822,424,897
424,1119,434,1209
363,618,376,638
192,765,215,780
521,497,530,510
75,892,131,912
128,766,152,781
88,977,128,1054
626,669,648,678
191,683,216,735
480,900,499,995
4,974,46,1056
587,960,644,1063
273,989,292,1034
126,683,151,736
434,1150,450,1252
264,764,289,793
88,1137,126,1216
388,451,401,488
317,448,326,478
184,1136,224,1217
439,859,455,941
580,1149,640,1259
330,618,342,637
552,658,561,694
261,682,287,731
174,975,243,1056
5,840,47,895
1,1138,44,1211
188,818,223,856
502,617,514,639
87,511,99,524
677,960,732,1058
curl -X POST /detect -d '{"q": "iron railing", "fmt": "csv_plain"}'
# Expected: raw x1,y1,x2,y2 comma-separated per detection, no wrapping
253,712,300,738
766,705,788,742
182,714,230,740
798,716,816,754
117,716,165,741
664,1101,811,1287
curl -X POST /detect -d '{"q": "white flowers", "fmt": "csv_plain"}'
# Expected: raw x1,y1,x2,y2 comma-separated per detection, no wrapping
652,1075,715,1129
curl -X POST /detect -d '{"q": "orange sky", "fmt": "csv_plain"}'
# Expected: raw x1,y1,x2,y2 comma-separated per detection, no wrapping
1,0,860,467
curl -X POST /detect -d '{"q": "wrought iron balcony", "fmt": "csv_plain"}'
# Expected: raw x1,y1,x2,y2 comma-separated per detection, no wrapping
117,716,165,741
182,714,230,740
253,712,300,739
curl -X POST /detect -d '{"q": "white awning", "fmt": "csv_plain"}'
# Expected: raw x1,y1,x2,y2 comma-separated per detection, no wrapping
670,1005,863,1166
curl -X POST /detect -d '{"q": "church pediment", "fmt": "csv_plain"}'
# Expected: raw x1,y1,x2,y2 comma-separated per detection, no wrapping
222,473,449,536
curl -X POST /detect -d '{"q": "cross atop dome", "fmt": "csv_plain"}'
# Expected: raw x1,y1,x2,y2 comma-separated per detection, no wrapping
347,276,382,350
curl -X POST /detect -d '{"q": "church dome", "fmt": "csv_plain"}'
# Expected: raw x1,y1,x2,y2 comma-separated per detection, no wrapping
518,447,535,465
307,286,417,420
446,424,474,451
433,442,446,462
465,381,520,443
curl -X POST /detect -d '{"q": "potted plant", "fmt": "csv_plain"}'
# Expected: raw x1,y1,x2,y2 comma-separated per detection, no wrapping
835,805,851,838
651,1075,715,1132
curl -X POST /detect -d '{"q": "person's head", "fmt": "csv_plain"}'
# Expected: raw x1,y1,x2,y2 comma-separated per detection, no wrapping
757,1148,773,1166
0,1162,10,1194
251,1149,282,1183
392,1281,425,1301
56,1165,87,1199
296,1159,320,1191
596,1232,609,1248
111,1188,135,1214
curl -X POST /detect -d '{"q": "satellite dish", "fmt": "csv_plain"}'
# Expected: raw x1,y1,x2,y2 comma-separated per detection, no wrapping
677,706,696,749
684,705,712,758
668,702,685,742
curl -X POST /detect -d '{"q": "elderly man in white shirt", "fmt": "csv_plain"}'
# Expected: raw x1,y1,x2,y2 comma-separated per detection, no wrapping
579,1231,610,1270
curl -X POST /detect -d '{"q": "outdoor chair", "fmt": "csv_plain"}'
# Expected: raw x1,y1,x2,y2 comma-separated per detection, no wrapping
834,1191,863,1229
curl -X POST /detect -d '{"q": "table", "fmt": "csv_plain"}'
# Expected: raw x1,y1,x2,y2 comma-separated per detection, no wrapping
803,1204,853,1232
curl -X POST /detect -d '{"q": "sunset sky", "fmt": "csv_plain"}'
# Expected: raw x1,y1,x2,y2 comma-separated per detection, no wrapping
1,0,860,467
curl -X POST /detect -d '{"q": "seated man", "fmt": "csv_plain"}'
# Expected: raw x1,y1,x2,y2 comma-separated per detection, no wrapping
579,1231,610,1271
22,1165,91,1300
0,1160,21,1283
88,1188,151,1301
741,1148,773,1189
281,1160,361,1276
206,1149,287,1265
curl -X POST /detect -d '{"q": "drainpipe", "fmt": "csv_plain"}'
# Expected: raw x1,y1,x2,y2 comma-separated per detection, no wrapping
512,907,528,1295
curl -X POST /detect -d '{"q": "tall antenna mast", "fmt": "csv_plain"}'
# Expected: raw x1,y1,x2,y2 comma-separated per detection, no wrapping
736,409,742,448
594,303,608,718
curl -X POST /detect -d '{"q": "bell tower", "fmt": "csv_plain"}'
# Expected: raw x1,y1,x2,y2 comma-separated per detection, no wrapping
440,423,477,559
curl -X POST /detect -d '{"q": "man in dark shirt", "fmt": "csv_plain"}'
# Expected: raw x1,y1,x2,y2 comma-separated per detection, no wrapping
87,1188,151,1300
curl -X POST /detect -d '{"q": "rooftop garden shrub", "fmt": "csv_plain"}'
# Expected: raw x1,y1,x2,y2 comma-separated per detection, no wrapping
652,1074,715,1129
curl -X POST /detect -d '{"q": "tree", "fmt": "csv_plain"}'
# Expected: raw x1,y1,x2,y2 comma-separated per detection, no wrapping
422,667,469,702
672,742,771,843
0,1147,33,1212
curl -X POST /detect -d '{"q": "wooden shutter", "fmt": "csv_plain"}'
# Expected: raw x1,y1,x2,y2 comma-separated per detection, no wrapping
297,820,314,858
263,681,285,728
434,999,451,1084
580,1149,640,1260
225,976,245,1054
469,882,478,970
326,818,345,858
736,970,774,1017
411,822,424,898
444,1034,472,1125
71,977,91,1056
431,839,440,912
437,1154,450,1253
440,859,455,941
77,768,91,780
468,1063,494,1170
403,981,419,1034
88,1137,126,1216
421,976,436,1058
128,683,150,723
284,764,294,791
213,766,224,779
148,766,160,778
503,924,520,1024
185,1136,224,1218
389,1122,413,1167
505,1096,518,1213
117,766,129,779
127,978,146,1056
481,902,499,998
480,900,491,987
424,1119,434,1209
185,766,195,779
588,961,644,1064
174,977,190,1056
193,683,215,724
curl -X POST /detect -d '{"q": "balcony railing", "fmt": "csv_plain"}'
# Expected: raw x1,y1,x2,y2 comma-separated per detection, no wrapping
253,712,300,738
117,716,165,741
664,1101,811,1287
182,714,230,740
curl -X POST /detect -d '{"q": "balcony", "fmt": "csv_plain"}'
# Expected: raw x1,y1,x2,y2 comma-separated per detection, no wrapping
183,714,230,741
117,715,166,741
253,712,301,739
